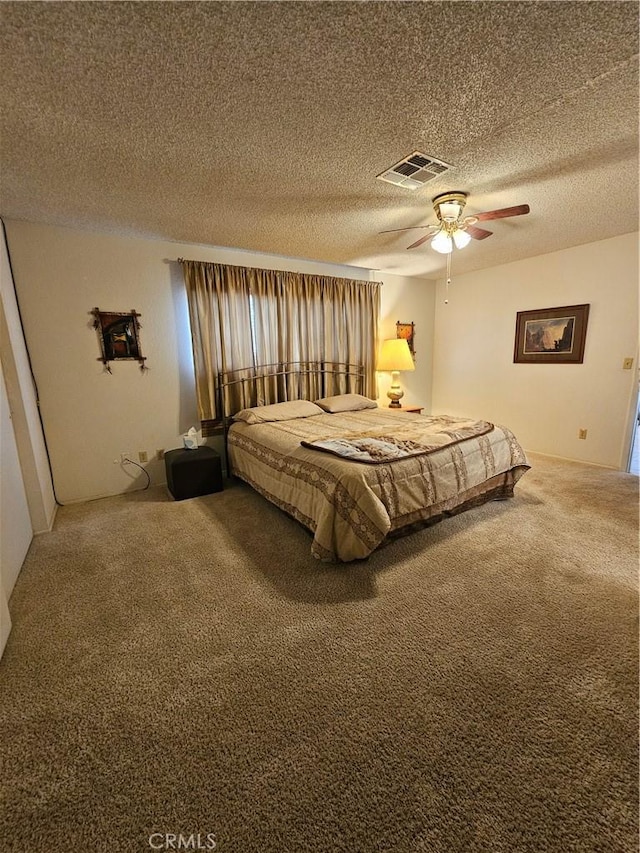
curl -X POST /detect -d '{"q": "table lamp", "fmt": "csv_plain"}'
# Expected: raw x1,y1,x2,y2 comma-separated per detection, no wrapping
377,338,415,407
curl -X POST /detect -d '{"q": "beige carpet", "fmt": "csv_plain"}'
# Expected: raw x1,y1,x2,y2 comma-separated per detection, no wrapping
1,453,638,853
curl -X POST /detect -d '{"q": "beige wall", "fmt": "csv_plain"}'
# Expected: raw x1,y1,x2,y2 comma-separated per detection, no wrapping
432,232,639,468
7,217,632,512
377,272,436,411
5,220,424,502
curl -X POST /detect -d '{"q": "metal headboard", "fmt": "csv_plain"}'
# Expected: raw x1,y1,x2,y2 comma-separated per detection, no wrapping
216,360,367,435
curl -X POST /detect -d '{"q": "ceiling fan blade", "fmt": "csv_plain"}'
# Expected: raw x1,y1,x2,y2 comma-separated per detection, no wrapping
379,224,437,234
474,204,530,222
466,224,493,240
406,233,433,250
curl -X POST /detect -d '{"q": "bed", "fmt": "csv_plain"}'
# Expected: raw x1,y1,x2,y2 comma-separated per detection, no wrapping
225,384,529,562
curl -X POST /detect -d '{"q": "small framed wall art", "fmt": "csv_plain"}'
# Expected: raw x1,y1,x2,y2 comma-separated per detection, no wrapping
396,321,416,358
92,308,147,372
513,304,590,364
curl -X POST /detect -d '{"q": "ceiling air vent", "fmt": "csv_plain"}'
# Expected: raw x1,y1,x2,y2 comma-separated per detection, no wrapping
376,151,453,191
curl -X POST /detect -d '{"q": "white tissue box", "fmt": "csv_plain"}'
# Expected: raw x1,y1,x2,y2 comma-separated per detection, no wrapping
182,427,199,450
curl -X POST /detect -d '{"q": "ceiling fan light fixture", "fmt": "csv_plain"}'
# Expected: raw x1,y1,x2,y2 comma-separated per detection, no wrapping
452,229,472,249
438,201,463,222
433,191,468,223
380,190,529,260
431,230,453,254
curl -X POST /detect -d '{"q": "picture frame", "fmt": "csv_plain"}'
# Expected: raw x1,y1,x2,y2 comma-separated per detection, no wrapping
396,321,415,358
514,304,590,364
91,308,147,372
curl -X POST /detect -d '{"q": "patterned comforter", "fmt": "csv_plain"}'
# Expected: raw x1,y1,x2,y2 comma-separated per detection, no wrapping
228,409,529,562
301,418,494,463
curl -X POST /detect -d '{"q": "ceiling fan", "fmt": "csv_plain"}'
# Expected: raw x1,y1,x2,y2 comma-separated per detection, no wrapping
380,191,530,254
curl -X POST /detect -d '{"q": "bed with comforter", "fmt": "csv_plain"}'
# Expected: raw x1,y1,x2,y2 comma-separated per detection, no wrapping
227,396,529,561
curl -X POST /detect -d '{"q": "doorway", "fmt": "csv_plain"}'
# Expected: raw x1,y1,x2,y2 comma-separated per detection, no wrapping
628,382,640,475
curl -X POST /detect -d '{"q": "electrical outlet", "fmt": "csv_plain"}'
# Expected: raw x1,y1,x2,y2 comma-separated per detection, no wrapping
138,451,148,463
156,448,165,460
578,429,587,440
120,452,132,464
623,357,634,370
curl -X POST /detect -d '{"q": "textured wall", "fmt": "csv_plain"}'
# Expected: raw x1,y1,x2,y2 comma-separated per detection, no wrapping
432,232,639,469
378,273,436,412
4,220,425,502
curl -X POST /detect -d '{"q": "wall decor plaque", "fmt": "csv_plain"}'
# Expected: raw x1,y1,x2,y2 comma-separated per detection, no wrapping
91,308,147,372
396,321,415,358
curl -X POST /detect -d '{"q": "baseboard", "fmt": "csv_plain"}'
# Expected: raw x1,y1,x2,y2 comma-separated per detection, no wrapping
58,481,169,505
524,449,620,471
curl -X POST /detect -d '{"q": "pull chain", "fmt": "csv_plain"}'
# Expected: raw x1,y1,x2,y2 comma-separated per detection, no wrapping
444,251,452,304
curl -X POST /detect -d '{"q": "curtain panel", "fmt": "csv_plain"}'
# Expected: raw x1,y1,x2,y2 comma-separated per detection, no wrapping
181,260,380,425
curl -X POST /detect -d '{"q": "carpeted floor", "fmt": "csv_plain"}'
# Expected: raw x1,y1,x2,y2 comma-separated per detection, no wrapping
1,452,638,853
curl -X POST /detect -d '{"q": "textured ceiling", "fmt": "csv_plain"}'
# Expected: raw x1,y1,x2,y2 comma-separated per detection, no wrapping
0,1,638,278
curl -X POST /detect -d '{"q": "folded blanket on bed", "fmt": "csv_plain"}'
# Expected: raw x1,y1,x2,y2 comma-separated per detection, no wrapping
301,419,494,463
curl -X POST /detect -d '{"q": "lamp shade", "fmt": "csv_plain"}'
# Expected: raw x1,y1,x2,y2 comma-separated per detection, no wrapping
452,228,472,249
431,230,453,254
438,200,463,221
377,338,415,372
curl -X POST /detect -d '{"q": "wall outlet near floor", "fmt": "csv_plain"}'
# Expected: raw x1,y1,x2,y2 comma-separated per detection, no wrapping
623,357,634,370
578,429,588,440
138,451,148,463
156,448,165,460
120,452,133,463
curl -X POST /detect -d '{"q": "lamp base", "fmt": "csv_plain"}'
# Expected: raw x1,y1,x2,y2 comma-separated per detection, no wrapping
386,378,404,408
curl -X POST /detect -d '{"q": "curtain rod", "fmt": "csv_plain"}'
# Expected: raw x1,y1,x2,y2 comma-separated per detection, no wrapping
176,257,380,283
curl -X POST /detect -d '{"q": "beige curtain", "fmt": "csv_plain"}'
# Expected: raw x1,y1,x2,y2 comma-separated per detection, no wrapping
181,261,255,421
182,260,380,423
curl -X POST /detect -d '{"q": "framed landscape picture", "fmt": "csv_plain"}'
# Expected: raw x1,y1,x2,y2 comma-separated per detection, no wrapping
514,304,590,364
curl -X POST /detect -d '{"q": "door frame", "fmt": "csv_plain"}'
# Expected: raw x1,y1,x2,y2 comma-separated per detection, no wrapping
623,351,640,473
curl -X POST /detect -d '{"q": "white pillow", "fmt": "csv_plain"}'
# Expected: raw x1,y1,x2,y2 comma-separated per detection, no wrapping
314,394,378,414
233,400,324,424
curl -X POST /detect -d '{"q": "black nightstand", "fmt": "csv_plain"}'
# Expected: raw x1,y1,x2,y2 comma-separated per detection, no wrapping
165,446,223,501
